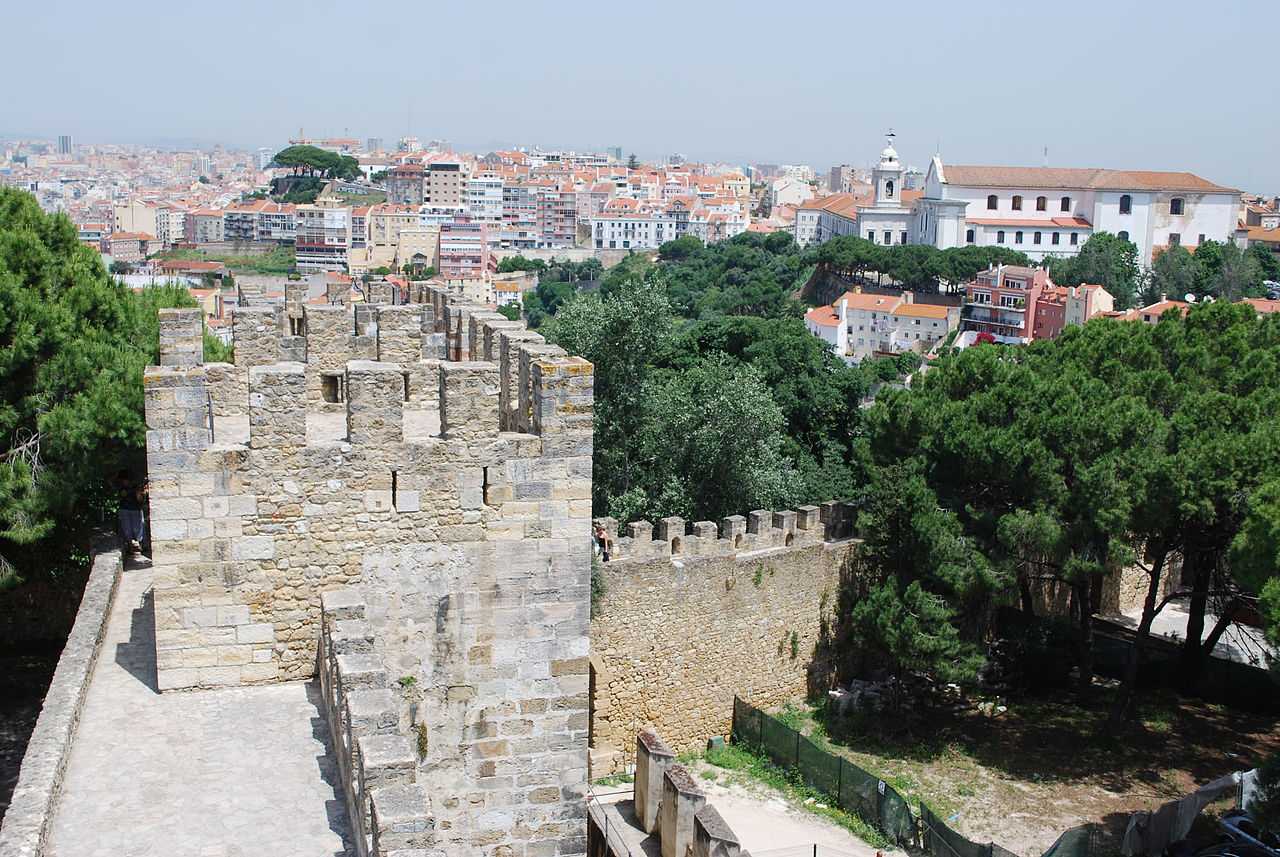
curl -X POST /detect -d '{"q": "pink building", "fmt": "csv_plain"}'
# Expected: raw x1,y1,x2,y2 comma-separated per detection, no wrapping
436,221,495,280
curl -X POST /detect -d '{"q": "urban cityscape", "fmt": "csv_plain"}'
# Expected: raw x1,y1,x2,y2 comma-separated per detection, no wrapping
1,4,1279,857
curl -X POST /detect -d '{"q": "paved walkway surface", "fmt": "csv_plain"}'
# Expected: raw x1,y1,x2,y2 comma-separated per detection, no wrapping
1114,598,1274,666
47,563,350,857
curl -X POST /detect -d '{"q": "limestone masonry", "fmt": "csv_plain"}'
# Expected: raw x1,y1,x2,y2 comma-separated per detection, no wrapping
587,507,856,774
144,289,593,857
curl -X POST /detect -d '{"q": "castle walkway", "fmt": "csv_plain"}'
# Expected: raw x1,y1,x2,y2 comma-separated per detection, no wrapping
45,562,351,857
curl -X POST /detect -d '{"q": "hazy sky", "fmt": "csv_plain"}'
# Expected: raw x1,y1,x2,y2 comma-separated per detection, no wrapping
6,0,1277,192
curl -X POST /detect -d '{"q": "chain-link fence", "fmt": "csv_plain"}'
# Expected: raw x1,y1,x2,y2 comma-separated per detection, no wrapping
731,697,1100,857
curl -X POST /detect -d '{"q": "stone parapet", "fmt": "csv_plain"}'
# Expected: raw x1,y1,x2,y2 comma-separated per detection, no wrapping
0,542,122,857
599,501,838,564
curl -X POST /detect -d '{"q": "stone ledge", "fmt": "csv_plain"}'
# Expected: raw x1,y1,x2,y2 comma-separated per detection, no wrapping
0,541,123,857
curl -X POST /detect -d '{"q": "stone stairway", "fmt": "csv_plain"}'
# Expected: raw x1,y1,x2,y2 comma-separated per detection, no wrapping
318,589,433,857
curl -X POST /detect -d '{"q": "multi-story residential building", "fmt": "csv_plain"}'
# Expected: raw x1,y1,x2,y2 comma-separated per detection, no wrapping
425,160,467,206
386,163,425,206
112,199,159,238
767,177,813,211
222,200,295,244
436,220,494,280
153,204,188,246
575,181,614,227
187,209,225,244
828,165,855,193
536,184,577,248
592,198,656,249
1030,281,1114,340
77,222,107,247
223,201,259,242
257,202,295,243
805,289,958,361
294,204,350,271
466,174,504,224
501,183,539,249
107,231,152,263
959,265,1046,343
366,204,423,268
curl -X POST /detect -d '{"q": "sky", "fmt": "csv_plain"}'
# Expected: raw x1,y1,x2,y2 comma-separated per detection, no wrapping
5,0,1278,193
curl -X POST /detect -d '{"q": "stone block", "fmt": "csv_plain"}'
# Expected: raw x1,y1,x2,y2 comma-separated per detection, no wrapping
634,729,676,834
231,535,274,560
660,764,706,857
236,622,274,644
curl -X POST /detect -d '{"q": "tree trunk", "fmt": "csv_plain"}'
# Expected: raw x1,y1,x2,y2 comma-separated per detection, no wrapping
1075,580,1095,695
1018,573,1035,616
1178,547,1212,690
1109,548,1168,726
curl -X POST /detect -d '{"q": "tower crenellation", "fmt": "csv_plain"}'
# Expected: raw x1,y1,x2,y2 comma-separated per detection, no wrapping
142,290,594,856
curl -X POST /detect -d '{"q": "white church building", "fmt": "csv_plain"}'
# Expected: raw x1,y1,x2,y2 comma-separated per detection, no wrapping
827,135,1242,266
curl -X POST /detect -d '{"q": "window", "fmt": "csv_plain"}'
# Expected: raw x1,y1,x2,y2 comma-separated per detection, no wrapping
868,231,876,242
1052,232,1060,245
1034,232,1042,245
1117,230,1128,242
883,231,892,245
899,231,907,244
966,228,975,243
1198,233,1205,244
321,373,344,404
987,195,997,210
1169,233,1180,246
1170,197,1184,216
1119,194,1132,215
1070,233,1079,246
973,291,992,304
996,230,1005,243
1012,195,1023,211
1036,196,1047,211
885,179,894,198
1061,196,1071,212
1015,231,1023,244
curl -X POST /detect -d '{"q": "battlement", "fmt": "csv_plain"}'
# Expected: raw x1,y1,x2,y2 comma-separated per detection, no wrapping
595,499,857,563
142,304,594,854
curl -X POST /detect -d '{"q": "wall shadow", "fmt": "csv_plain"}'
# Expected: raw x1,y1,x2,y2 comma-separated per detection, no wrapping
113,588,157,693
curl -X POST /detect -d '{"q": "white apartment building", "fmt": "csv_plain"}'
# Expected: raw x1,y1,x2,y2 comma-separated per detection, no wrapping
466,175,504,224
768,177,814,210
805,289,959,362
294,204,350,272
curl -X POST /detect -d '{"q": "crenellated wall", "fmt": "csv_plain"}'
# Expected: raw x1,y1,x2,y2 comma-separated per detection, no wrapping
587,503,860,774
143,302,594,857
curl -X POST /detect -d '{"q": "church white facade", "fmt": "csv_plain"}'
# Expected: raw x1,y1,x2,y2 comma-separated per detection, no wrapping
825,136,1243,266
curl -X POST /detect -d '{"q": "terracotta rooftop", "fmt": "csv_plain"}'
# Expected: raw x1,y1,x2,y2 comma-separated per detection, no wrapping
943,165,1236,194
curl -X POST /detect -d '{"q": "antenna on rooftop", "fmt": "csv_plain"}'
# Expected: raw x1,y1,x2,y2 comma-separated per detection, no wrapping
1043,146,1049,167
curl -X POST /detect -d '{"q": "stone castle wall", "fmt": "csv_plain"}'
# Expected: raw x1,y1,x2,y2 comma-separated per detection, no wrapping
587,504,858,774
143,294,593,857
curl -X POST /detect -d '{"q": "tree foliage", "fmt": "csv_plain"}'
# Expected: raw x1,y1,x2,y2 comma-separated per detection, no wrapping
0,190,196,585
271,145,363,181
861,300,1280,708
1045,232,1141,309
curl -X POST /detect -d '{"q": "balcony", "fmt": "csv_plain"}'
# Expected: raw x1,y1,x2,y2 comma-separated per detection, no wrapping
962,305,1025,330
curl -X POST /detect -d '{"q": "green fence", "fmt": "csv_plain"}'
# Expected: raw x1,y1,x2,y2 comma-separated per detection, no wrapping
731,697,1099,857
732,697,917,847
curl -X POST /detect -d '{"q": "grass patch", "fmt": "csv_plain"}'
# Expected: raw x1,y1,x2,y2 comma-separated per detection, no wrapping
158,246,296,275
593,772,634,788
704,743,892,849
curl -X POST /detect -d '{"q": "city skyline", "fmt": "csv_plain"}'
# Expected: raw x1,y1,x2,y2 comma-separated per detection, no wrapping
4,0,1278,194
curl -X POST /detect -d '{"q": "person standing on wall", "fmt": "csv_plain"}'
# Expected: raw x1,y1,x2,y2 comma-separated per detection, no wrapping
117,471,149,558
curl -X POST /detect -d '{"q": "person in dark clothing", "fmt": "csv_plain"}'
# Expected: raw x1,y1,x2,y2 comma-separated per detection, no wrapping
117,471,148,556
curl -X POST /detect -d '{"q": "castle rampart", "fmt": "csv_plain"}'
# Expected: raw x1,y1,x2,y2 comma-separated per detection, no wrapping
143,298,594,857
587,502,859,775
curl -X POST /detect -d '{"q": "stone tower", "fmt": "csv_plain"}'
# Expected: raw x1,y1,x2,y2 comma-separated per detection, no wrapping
143,296,593,857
